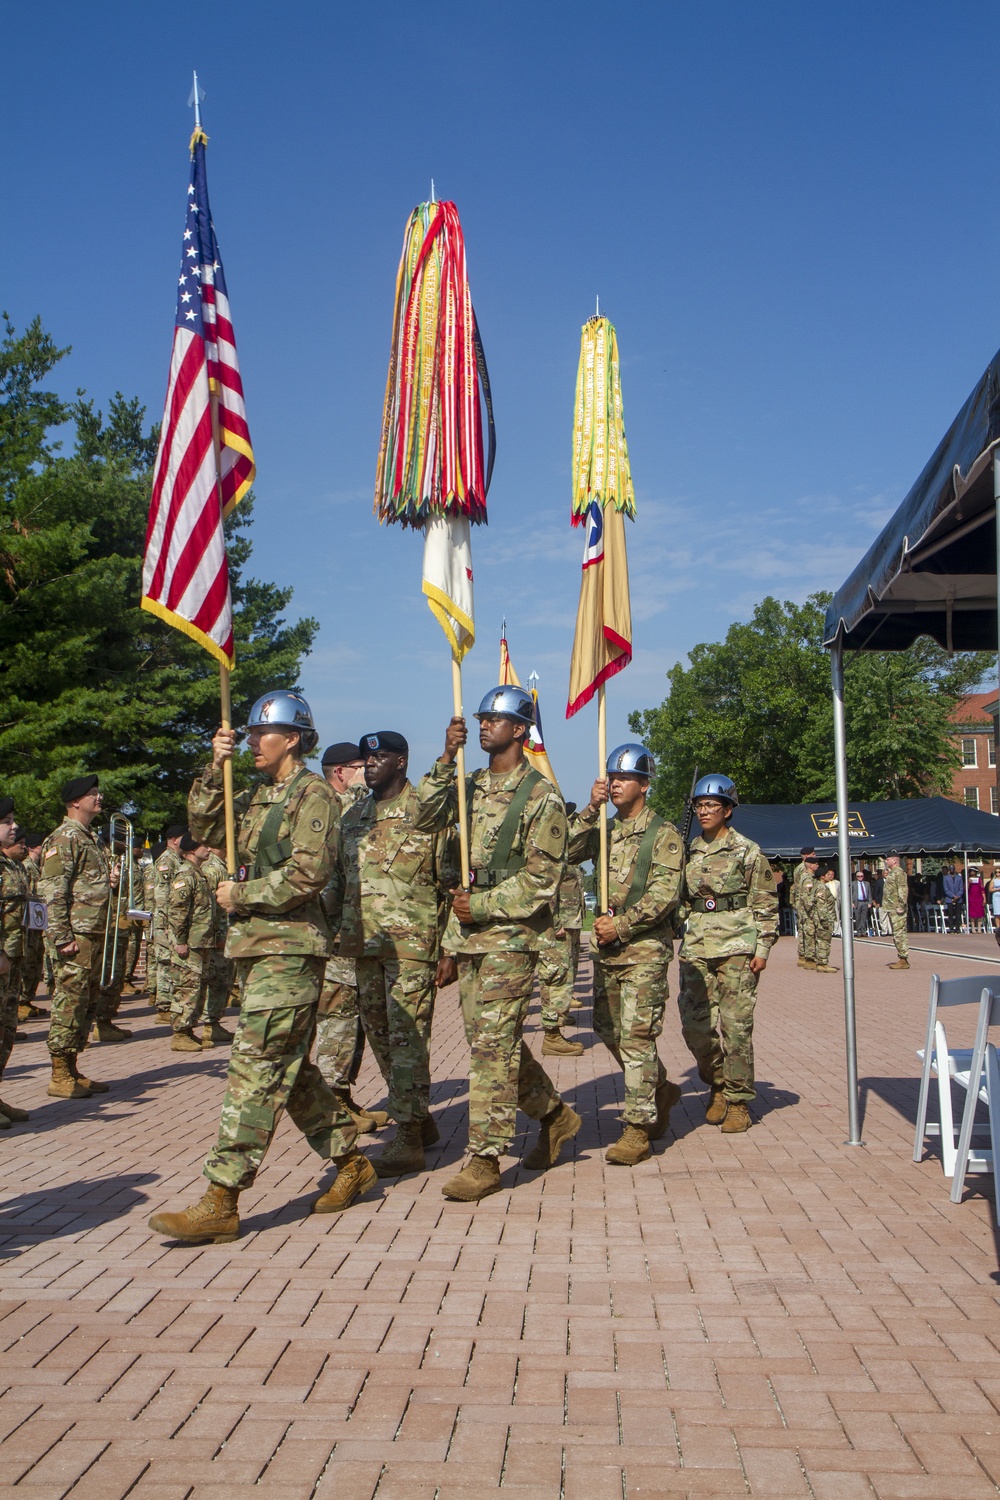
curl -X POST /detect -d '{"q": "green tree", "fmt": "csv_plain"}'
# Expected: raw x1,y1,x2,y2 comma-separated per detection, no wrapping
0,318,317,836
630,593,992,819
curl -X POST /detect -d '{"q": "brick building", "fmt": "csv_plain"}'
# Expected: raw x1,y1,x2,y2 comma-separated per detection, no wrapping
948,692,998,813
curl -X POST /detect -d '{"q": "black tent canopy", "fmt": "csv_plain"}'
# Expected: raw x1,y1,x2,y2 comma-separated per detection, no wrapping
824,348,1000,1146
732,798,1000,860
823,348,1000,653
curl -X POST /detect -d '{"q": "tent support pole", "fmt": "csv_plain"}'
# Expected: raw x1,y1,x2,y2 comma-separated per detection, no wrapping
832,630,863,1146
995,454,1000,828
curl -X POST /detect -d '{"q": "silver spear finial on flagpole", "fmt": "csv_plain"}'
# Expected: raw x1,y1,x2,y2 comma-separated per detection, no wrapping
189,70,205,129
430,178,437,203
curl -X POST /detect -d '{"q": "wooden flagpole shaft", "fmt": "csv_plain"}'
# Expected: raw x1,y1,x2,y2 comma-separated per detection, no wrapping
210,390,238,878
597,683,609,913
452,654,471,889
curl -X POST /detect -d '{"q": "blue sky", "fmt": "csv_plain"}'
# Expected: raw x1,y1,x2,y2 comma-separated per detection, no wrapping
5,1,1000,800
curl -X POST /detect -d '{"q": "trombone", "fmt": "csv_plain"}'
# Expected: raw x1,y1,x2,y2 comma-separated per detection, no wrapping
100,814,148,988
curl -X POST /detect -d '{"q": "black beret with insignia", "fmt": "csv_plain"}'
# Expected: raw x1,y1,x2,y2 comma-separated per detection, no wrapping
0,796,14,820
321,742,363,767
61,773,99,804
359,730,408,756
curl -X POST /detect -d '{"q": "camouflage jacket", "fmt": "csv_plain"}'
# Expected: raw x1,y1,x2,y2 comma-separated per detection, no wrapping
38,818,111,948
882,865,908,916
201,851,231,945
413,757,567,955
796,866,818,915
188,762,337,960
324,781,457,961
791,861,811,911
141,860,155,912
568,803,683,965
0,852,30,959
153,848,181,943
679,825,778,962
812,880,837,927
553,863,585,932
169,859,215,949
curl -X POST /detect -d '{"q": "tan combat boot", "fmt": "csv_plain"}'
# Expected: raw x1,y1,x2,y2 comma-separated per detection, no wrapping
815,964,839,973
542,1028,584,1058
705,1086,728,1125
171,1028,202,1053
720,1102,752,1133
312,1151,378,1213
523,1101,582,1169
155,1009,173,1025
0,1097,29,1122
888,959,910,970
70,1055,109,1093
801,959,817,970
420,1114,440,1147
649,1078,682,1141
605,1123,651,1165
47,1055,92,1099
441,1155,501,1201
373,1122,425,1178
92,1019,132,1043
796,957,809,969
334,1089,388,1132
206,1019,233,1044
148,1183,240,1243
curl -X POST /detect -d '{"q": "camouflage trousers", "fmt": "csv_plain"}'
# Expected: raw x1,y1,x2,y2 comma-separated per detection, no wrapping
797,910,816,962
21,934,44,1005
459,951,561,1158
356,957,436,1124
203,954,357,1191
537,928,582,1029
593,957,670,1126
678,955,759,1104
0,973,15,1080
814,915,836,966
46,932,104,1056
153,941,174,1012
887,911,909,960
315,955,363,1094
145,940,157,1001
206,951,233,1022
124,923,142,982
95,929,129,1022
171,949,209,1031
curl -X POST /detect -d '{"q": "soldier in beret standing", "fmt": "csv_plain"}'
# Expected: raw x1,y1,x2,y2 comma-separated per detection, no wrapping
39,775,114,1100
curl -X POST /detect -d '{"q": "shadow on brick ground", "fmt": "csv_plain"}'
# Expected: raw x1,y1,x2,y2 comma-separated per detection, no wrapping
0,1173,157,1258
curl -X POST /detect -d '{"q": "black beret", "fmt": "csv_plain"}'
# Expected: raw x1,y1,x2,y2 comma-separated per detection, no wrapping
164,823,188,840
151,841,166,861
800,845,815,856
0,797,13,820
179,832,201,852
321,741,363,767
886,849,899,857
359,730,408,757
62,774,99,804
24,831,43,848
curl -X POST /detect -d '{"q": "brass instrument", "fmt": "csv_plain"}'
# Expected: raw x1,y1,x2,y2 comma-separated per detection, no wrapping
100,814,150,988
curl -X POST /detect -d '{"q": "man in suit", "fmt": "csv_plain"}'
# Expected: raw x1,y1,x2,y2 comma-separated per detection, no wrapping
852,868,871,937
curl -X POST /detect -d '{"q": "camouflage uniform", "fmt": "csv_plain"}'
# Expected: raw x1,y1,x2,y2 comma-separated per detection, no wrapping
201,852,234,1022
791,860,811,960
316,785,368,1094
19,854,45,1009
168,858,215,1031
140,861,157,1001
795,865,818,963
414,757,565,1158
0,851,29,1085
38,820,111,1057
882,864,909,960
188,761,356,1190
568,804,684,1124
813,880,838,966
152,847,181,1014
677,826,778,1104
537,864,586,1029
325,781,456,1125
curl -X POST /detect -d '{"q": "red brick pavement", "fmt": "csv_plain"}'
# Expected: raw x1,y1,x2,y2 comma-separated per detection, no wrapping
2,939,1000,1499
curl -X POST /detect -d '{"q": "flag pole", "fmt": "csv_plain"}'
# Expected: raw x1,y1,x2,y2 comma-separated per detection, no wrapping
452,653,471,888
210,392,238,878
597,682,609,912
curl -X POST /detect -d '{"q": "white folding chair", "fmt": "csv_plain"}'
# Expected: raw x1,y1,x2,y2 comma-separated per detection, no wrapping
913,974,1000,1178
950,989,1000,1222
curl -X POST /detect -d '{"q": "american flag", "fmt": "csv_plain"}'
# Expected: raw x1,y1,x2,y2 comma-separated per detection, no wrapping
141,128,254,667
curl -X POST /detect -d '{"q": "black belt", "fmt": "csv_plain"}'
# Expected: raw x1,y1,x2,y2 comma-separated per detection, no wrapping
469,866,521,889
690,894,748,913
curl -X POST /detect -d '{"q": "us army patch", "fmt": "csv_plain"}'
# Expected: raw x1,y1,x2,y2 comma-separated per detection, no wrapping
312,818,323,831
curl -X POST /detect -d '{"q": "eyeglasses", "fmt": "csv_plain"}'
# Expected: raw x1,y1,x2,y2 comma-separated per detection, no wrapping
694,800,726,813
